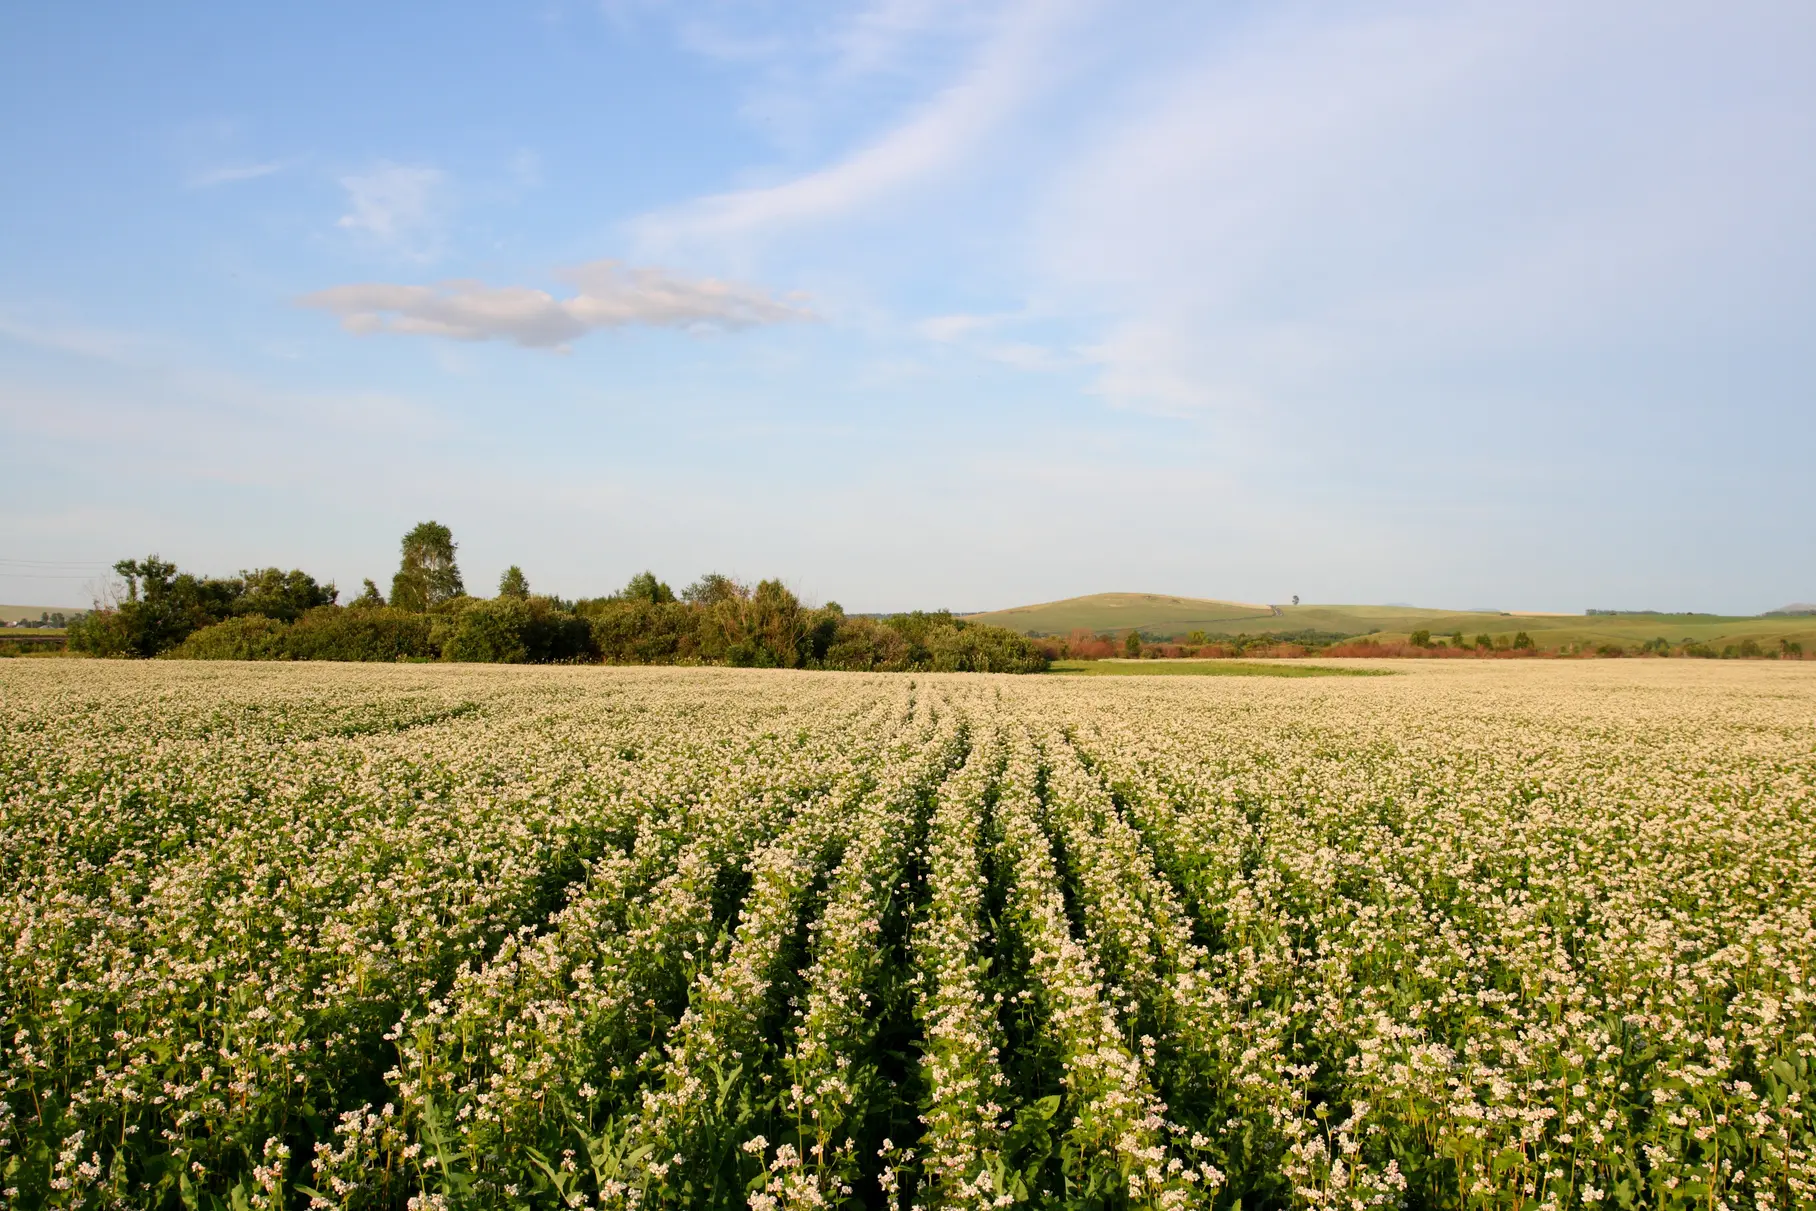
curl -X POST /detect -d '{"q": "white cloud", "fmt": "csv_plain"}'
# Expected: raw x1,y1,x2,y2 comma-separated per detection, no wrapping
298,260,813,349
336,162,449,257
634,0,1088,252
188,161,285,188
0,313,154,363
917,312,1073,372
917,312,1002,342
1030,1,1816,429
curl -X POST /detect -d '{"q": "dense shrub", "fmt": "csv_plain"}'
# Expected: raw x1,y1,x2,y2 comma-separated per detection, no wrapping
67,556,337,657
925,622,1049,672
582,599,704,664
443,597,595,664
162,607,438,662
286,606,436,662
164,615,291,660
72,546,1048,672
821,616,912,671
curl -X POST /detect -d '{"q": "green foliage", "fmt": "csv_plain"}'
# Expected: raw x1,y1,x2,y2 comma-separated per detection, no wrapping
681,572,742,605
1123,629,1142,658
163,615,291,660
232,567,338,622
73,548,1046,672
443,597,595,664
497,565,530,599
1476,633,1493,650
618,570,677,604
165,607,438,662
1410,629,1432,648
286,606,436,661
927,622,1049,673
1512,630,1535,650
391,521,464,612
68,556,323,657
583,598,703,664
821,615,912,671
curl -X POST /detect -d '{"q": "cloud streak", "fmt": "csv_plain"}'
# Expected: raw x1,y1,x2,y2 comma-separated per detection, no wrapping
188,161,285,188
298,261,813,349
635,0,1087,252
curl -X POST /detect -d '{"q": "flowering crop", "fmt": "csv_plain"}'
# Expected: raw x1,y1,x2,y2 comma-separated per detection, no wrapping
2,660,1813,1211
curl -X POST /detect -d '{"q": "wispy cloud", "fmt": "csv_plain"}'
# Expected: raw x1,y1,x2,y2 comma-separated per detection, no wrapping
1028,1,1816,432
918,312,1075,372
336,161,450,258
0,313,154,363
298,260,813,350
188,160,286,188
635,0,1088,251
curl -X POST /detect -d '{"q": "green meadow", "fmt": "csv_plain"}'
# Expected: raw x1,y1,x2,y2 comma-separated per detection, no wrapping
965,592,1816,652
1047,658,1383,677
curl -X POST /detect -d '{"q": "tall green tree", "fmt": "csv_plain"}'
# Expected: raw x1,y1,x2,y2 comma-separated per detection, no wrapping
390,521,464,612
69,556,232,656
498,565,530,599
232,567,337,623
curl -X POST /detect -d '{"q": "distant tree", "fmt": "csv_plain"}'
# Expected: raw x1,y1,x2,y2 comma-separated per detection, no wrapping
1185,629,1208,646
1410,629,1431,648
1512,631,1535,650
1475,633,1493,650
1784,639,1804,657
233,567,337,623
69,556,235,656
498,565,530,599
620,571,677,604
1450,631,1465,648
350,579,386,609
390,522,464,612
1291,595,1300,606
1124,630,1142,658
682,573,742,606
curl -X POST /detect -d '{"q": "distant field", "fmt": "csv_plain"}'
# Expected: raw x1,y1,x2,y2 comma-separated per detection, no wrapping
1048,659,1380,678
966,592,1816,652
963,592,1284,635
0,603,86,624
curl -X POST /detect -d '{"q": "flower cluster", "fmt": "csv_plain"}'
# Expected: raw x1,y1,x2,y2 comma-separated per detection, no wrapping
0,658,1811,1211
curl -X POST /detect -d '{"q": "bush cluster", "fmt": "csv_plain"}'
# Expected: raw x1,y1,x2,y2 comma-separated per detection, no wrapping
74,530,1046,672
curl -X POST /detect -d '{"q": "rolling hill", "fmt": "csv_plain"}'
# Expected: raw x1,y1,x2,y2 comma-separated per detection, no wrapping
961,593,1816,652
0,604,87,624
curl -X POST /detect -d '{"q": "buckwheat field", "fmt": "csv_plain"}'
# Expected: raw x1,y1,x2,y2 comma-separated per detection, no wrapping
2,661,1812,1211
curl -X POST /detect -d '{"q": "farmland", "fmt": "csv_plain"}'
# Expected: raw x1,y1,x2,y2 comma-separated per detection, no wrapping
962,593,1816,653
2,661,1814,1211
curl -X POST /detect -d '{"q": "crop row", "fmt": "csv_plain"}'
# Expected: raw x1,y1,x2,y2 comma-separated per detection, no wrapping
1,660,1813,1211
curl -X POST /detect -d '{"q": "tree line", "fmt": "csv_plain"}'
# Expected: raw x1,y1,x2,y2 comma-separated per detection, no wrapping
66,522,1049,673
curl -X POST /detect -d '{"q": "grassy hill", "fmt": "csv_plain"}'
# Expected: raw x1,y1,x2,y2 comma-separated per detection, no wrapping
960,593,1282,636
0,604,87,624
963,593,1816,652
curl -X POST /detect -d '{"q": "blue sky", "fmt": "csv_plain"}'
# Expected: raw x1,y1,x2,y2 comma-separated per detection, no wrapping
3,1,1812,614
